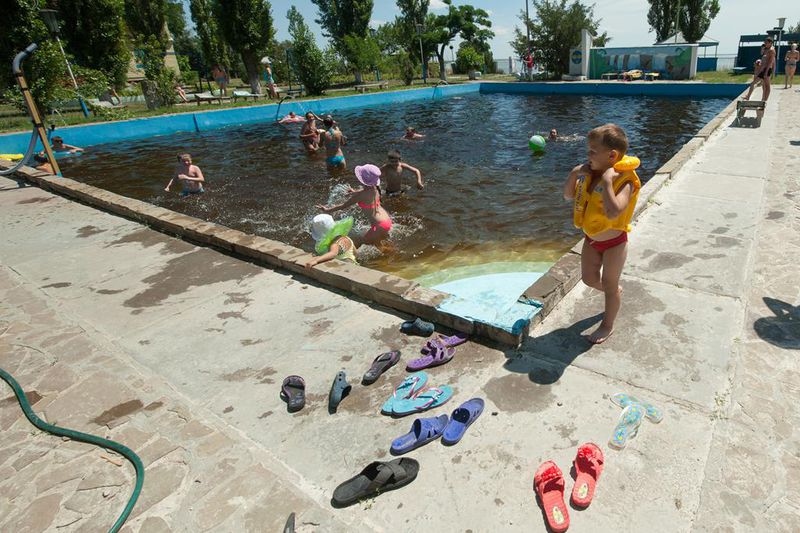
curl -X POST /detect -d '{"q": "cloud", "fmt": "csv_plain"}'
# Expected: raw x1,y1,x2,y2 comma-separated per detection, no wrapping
370,19,386,28
429,0,448,10
493,25,512,37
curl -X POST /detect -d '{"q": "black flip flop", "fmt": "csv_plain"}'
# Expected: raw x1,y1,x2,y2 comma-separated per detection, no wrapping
328,371,351,414
331,458,420,508
362,351,401,385
280,376,306,413
283,512,295,533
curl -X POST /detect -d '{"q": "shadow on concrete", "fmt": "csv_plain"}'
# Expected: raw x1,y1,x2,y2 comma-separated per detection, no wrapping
503,313,603,384
753,297,800,350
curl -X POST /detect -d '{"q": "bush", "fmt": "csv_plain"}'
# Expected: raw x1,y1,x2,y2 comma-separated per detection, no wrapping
288,7,333,95
396,52,416,85
455,45,483,74
180,70,200,87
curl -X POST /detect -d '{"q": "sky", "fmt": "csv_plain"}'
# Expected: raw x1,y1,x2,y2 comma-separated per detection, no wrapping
186,1,796,57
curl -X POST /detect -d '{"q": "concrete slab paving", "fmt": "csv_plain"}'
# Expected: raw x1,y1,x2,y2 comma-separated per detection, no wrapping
1,87,800,533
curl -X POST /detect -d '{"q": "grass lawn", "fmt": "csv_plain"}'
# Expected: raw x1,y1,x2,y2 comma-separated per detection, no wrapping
695,71,753,84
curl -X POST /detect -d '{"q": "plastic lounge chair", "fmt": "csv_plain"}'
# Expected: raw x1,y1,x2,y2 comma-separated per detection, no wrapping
87,99,127,115
232,90,262,102
194,92,231,105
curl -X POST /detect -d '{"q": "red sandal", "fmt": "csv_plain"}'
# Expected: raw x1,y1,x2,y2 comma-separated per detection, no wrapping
571,442,604,508
534,461,570,532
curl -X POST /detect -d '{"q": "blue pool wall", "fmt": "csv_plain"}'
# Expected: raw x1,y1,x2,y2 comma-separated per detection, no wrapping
0,82,746,154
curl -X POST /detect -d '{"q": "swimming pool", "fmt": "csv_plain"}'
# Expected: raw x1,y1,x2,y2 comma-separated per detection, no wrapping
60,92,730,285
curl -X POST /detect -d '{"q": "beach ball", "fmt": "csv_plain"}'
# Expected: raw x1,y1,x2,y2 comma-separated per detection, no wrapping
528,135,546,153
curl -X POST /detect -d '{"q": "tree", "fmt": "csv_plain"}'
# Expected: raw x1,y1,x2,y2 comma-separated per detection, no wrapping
511,0,608,78
395,0,438,78
428,0,493,81
189,0,230,75
454,43,482,74
125,0,168,46
311,0,374,82
647,0,678,42
54,0,130,87
679,0,720,43
646,0,720,43
287,6,333,95
214,0,275,94
788,21,800,34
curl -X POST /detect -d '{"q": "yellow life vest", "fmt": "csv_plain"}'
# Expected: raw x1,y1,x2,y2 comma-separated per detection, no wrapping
573,155,641,237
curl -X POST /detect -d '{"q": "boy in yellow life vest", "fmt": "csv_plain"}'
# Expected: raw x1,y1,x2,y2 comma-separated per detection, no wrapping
563,124,641,344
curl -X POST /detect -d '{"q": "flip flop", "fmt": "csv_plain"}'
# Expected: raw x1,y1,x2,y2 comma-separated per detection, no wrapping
390,414,448,455
609,403,644,450
406,342,455,371
610,392,663,423
283,512,295,533
280,376,305,413
331,458,420,508
400,317,434,337
421,333,468,355
534,461,570,533
571,442,604,508
441,398,484,445
362,350,401,385
328,371,351,414
381,372,428,415
392,385,453,417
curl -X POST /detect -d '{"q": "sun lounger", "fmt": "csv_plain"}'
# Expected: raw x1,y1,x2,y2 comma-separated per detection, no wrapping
232,90,263,102
87,99,127,115
644,72,660,81
601,72,622,80
354,82,389,93
622,69,643,81
194,92,231,105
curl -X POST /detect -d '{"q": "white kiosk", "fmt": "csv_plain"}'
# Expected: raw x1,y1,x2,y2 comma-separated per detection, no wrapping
562,29,592,81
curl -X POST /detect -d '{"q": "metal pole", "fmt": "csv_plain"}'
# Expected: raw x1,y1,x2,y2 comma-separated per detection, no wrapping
525,0,531,78
674,1,681,43
775,29,781,78
54,35,89,117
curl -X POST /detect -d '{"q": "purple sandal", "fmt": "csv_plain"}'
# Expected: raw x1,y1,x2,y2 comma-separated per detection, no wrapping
421,333,468,355
407,341,456,371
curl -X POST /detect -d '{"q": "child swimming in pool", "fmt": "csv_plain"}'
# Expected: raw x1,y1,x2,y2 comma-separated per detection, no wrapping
305,214,359,268
380,150,423,194
316,164,392,247
563,124,640,344
402,127,425,140
165,153,205,196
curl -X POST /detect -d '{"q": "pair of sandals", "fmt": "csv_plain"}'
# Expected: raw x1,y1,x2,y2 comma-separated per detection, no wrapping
534,443,605,533
280,351,403,414
608,392,663,449
389,398,484,454
381,372,453,417
405,333,468,371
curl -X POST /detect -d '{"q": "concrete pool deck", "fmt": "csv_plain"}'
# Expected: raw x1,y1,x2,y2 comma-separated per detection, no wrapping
1,87,799,532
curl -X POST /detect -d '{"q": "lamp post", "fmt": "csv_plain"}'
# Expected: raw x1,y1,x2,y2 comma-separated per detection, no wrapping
524,0,531,79
416,22,427,84
40,9,88,117
775,17,786,79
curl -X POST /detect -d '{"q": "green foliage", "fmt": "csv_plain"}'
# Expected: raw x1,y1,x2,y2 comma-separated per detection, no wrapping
1,0,48,92
176,55,192,75
646,0,720,43
54,0,130,87
214,0,275,94
311,0,373,45
189,0,230,72
428,0,493,80
342,35,382,76
266,40,292,83
789,21,800,34
679,0,720,43
125,0,168,45
647,0,678,41
180,69,200,86
455,44,483,73
71,64,110,99
512,0,608,78
287,6,333,95
395,51,417,85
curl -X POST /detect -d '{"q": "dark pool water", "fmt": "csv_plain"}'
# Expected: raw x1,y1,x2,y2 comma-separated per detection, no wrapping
61,92,730,279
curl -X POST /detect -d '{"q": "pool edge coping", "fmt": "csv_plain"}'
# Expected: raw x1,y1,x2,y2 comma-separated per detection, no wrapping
519,92,743,331
1,90,743,348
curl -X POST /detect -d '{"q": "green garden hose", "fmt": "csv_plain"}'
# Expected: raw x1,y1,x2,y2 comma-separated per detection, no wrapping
0,367,144,533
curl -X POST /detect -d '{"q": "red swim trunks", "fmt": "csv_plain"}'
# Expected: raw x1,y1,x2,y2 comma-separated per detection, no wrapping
585,232,627,253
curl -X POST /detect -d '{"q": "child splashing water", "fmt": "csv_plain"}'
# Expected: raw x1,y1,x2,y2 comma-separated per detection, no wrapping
563,124,640,344
305,214,359,268
316,164,393,247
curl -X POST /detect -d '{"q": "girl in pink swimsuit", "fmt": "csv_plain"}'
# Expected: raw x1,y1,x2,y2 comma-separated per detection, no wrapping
316,164,393,246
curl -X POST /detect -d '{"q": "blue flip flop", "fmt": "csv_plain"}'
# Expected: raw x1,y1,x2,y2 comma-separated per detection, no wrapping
392,385,453,417
441,398,484,445
381,372,428,415
390,414,448,455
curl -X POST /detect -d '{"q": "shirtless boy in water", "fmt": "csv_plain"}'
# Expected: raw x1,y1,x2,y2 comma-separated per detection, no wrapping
403,127,425,140
380,150,423,194
165,153,205,196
